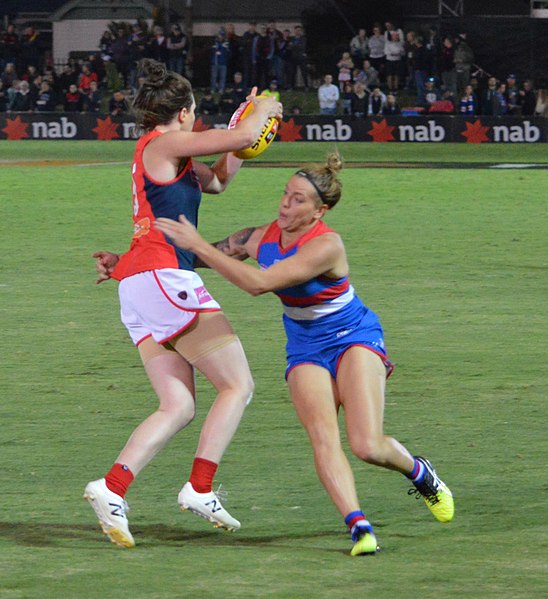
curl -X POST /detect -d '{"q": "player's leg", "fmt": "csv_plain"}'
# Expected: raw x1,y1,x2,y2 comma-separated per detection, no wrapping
84,338,196,548
287,364,377,555
337,346,454,522
337,346,414,472
116,339,197,474
172,311,254,531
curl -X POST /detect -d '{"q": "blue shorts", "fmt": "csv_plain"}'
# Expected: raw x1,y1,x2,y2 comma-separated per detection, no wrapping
283,296,393,380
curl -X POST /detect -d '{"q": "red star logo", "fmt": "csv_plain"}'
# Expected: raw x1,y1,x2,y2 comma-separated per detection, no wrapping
192,117,210,132
461,119,490,143
277,118,303,142
92,116,120,140
367,119,396,142
2,116,30,140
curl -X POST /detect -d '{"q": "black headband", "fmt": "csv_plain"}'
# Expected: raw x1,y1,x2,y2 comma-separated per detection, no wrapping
296,170,327,204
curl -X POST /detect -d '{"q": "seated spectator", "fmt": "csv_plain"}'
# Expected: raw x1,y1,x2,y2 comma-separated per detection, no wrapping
336,51,354,91
458,84,477,116
318,73,339,115
85,79,103,112
11,80,33,112
198,91,219,115
58,63,78,95
64,83,84,111
440,90,457,113
382,93,401,115
350,81,369,117
42,66,59,92
6,79,20,110
34,80,57,111
518,80,536,116
2,62,18,89
229,72,248,106
260,79,280,102
218,88,235,114
368,86,386,115
354,59,379,92
78,63,99,95
108,90,128,116
21,65,39,83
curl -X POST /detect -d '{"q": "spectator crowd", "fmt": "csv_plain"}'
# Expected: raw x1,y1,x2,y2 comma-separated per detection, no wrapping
0,18,547,119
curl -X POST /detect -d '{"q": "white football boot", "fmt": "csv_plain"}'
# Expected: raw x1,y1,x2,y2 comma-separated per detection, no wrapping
84,478,135,548
178,481,241,531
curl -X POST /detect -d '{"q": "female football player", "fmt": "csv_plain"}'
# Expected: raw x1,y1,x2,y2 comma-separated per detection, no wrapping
154,152,454,556
85,58,282,548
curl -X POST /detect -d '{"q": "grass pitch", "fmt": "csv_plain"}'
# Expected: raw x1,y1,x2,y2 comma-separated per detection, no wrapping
1,141,547,598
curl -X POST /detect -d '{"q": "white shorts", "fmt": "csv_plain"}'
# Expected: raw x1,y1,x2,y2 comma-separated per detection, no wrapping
118,268,221,345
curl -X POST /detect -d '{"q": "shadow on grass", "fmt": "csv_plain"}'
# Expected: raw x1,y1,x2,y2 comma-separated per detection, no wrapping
0,521,361,553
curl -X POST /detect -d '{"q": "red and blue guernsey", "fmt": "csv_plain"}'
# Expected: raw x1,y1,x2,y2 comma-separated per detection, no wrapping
112,130,202,281
257,219,393,379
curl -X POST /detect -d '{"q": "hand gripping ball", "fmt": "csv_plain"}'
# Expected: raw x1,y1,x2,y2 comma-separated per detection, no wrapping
228,97,279,160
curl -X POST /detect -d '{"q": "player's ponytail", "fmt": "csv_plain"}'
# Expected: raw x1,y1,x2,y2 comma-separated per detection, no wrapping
132,59,193,131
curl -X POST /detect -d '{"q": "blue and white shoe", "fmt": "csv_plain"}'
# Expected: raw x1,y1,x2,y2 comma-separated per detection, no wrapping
350,520,379,556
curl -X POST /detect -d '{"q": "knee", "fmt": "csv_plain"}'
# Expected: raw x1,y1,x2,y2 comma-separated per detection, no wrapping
350,437,386,465
166,402,196,431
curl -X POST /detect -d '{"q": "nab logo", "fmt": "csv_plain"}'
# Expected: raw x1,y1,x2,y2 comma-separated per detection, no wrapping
32,116,77,139
306,119,352,141
398,120,446,142
492,120,541,143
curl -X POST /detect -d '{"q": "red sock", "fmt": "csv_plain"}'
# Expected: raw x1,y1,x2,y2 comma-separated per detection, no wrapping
188,458,218,493
105,463,134,498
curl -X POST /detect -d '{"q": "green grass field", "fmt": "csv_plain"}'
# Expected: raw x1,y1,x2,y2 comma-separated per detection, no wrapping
1,142,547,598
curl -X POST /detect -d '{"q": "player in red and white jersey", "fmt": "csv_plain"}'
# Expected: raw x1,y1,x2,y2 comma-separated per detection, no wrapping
156,153,455,556
84,59,282,548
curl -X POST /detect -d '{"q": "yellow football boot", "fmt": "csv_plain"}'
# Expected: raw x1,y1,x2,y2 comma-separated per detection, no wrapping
409,457,454,523
349,521,379,556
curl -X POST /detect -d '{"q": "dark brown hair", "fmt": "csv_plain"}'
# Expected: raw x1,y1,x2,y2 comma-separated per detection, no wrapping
132,59,193,131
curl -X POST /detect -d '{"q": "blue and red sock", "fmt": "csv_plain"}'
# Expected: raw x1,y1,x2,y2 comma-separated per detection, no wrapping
406,457,425,483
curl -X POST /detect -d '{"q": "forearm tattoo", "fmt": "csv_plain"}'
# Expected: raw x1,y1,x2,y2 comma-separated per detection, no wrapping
213,227,257,256
194,227,257,269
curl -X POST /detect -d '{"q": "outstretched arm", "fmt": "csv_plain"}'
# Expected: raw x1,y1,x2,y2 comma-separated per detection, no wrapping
194,226,259,267
155,215,344,296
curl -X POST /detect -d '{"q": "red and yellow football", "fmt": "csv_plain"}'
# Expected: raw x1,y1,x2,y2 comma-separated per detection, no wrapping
228,97,279,159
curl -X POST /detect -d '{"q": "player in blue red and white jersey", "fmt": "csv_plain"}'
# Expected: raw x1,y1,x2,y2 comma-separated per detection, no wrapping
156,152,455,556
84,59,282,548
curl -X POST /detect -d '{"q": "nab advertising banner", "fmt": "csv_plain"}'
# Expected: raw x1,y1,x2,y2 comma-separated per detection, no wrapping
0,113,546,143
